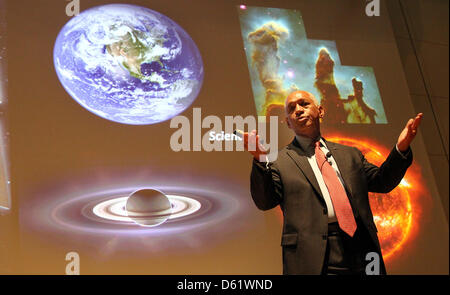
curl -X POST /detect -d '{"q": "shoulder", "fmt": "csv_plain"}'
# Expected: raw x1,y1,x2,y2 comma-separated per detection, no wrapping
324,139,355,150
324,139,362,155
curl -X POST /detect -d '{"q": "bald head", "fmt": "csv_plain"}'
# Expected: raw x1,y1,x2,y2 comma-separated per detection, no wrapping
285,91,319,113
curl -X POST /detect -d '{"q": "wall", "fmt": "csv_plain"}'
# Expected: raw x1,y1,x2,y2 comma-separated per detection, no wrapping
387,0,449,221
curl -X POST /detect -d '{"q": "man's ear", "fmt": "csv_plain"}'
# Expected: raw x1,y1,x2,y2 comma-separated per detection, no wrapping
318,106,325,119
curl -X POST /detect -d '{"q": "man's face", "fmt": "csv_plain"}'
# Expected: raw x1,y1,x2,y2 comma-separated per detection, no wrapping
285,91,324,138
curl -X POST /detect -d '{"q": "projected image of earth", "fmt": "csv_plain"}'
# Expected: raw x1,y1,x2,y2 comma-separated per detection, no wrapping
54,4,204,125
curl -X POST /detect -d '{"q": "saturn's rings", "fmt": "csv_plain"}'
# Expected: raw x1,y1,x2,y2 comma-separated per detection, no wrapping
20,185,246,238
91,195,201,224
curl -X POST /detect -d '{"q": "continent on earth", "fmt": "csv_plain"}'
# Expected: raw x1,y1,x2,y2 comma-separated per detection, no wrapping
106,28,166,82
53,4,203,125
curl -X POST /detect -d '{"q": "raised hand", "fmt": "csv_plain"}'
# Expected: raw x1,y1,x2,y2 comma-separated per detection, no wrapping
243,129,267,160
397,113,423,152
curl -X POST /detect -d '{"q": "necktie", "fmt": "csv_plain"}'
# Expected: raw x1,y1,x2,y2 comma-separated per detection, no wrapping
315,141,357,237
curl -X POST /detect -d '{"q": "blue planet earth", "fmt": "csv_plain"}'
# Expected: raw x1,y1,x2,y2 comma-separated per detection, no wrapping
54,4,204,125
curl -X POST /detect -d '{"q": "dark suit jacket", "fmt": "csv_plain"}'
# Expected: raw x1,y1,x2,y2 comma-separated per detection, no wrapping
250,138,412,275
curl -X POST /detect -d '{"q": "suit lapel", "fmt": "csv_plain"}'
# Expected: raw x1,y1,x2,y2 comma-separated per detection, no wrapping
324,140,355,200
286,139,325,205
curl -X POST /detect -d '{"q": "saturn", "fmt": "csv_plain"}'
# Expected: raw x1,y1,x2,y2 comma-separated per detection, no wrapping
125,189,173,227
91,189,202,228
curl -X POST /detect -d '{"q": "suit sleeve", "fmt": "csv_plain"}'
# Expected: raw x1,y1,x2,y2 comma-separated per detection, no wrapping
358,146,413,194
250,158,283,211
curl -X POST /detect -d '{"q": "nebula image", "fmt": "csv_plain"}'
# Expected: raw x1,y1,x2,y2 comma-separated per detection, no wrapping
237,6,387,124
247,22,292,113
315,49,377,124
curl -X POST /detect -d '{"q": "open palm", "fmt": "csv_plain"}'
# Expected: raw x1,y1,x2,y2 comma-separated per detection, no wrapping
397,113,423,152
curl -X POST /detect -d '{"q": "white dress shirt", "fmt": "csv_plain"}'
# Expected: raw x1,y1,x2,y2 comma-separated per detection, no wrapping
295,135,346,223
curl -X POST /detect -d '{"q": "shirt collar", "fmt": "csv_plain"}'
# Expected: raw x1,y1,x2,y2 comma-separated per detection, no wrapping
295,134,323,152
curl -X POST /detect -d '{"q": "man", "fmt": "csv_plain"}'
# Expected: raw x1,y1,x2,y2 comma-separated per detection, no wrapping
244,90,422,275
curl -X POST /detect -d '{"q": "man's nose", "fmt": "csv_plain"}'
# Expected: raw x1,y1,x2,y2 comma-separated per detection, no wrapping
295,104,304,114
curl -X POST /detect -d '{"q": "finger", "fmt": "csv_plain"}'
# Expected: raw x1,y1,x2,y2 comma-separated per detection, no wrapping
411,113,423,130
406,118,414,132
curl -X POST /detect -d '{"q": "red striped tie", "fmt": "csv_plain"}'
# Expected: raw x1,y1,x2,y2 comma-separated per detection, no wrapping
315,141,357,237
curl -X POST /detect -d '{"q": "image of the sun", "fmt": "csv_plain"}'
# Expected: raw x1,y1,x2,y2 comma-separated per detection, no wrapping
327,136,421,261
